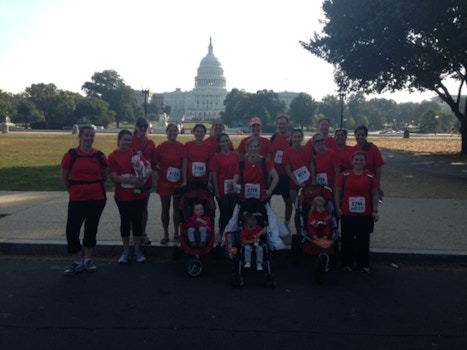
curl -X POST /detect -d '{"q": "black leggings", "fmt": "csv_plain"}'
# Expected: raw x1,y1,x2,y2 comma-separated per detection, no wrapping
115,198,146,237
340,215,374,268
216,196,237,235
66,200,106,254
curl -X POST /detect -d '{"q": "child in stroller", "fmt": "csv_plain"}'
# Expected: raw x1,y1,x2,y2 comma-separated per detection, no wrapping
228,198,275,288
186,202,211,248
291,185,338,284
241,212,266,270
179,184,216,277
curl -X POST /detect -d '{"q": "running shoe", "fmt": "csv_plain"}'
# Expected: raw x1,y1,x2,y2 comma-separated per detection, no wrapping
118,250,131,264
64,262,85,276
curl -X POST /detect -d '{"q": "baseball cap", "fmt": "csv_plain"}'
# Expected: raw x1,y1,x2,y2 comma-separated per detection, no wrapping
249,117,262,126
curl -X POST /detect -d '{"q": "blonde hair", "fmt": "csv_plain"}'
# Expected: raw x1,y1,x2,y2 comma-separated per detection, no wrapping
311,196,326,212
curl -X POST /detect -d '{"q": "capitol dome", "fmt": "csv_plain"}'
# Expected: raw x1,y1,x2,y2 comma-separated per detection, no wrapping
195,38,226,90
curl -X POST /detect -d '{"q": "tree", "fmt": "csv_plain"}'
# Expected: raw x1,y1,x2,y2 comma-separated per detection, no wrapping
74,96,115,127
301,0,467,154
25,83,61,128
289,93,318,129
420,110,439,133
82,70,139,127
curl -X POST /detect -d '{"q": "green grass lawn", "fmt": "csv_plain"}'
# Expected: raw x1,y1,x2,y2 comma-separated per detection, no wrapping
0,131,462,191
0,132,243,191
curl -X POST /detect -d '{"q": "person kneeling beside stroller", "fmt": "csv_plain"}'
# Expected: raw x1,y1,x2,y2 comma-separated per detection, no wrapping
241,213,266,271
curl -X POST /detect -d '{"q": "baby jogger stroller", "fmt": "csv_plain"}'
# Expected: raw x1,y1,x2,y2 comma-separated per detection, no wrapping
178,183,216,277
225,198,275,288
291,185,339,284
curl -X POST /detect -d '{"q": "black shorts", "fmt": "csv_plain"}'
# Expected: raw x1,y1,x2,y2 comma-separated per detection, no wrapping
272,174,290,199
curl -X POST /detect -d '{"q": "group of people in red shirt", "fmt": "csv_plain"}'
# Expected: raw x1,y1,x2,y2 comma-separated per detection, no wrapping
61,115,383,276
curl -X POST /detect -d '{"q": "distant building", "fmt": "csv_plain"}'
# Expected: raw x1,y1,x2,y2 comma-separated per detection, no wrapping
138,39,301,122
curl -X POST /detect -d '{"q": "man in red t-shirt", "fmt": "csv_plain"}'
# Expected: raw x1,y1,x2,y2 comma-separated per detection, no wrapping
237,117,272,160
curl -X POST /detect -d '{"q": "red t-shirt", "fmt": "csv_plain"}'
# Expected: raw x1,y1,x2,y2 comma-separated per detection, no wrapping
108,148,149,201
336,170,379,216
241,225,264,242
351,143,384,176
186,215,212,230
270,133,291,175
152,141,186,187
283,146,314,189
131,136,156,187
314,149,340,188
235,157,274,201
334,145,354,172
61,148,107,201
306,136,336,150
307,211,332,238
204,135,234,153
210,151,240,197
184,140,214,183
237,136,272,158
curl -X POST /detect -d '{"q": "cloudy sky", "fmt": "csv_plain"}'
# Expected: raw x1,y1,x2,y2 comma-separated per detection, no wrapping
0,0,440,102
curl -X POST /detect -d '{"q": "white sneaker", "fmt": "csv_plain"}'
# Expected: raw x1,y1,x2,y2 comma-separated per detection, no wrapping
257,263,263,271
135,251,146,263
244,262,251,268
118,250,131,264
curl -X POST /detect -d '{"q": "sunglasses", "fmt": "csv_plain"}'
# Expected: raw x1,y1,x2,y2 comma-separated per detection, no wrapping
137,125,148,129
314,139,325,143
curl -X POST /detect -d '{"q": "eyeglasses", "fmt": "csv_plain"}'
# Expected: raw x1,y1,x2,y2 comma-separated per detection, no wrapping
137,125,148,129
314,139,325,143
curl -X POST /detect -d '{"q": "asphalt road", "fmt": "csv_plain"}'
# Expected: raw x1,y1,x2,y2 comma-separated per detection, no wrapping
0,256,466,350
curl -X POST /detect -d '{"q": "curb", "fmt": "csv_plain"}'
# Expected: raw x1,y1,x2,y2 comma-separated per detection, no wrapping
1,240,466,266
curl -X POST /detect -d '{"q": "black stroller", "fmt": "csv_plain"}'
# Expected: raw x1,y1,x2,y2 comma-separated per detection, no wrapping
225,198,275,288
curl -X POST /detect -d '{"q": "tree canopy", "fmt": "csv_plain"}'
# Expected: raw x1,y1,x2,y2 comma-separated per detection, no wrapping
301,0,467,154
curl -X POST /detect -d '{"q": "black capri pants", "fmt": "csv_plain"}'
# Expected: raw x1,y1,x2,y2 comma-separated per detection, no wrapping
115,198,146,238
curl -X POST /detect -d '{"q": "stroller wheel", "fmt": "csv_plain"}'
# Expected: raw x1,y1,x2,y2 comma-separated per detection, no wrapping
313,254,328,284
263,273,275,288
230,273,244,288
186,258,203,277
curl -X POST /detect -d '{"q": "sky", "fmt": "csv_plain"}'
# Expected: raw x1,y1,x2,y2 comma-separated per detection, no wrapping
0,0,443,103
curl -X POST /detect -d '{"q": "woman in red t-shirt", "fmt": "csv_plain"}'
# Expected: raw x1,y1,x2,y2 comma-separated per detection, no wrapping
183,124,214,186
352,125,385,199
109,129,152,264
210,133,240,236
152,123,187,244
335,150,380,273
334,129,353,173
131,117,156,245
60,126,108,275
233,137,279,203
284,129,316,206
311,132,340,189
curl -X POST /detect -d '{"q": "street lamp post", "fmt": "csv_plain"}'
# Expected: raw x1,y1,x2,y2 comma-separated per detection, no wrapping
339,92,345,129
141,89,149,117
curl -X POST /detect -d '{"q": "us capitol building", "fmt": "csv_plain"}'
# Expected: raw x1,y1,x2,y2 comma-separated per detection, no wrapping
141,38,298,122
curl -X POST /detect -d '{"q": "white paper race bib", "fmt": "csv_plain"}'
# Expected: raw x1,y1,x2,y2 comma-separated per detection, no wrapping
120,173,135,188
316,173,329,186
293,166,311,184
349,196,365,213
244,183,260,199
274,150,283,164
166,167,180,183
224,179,234,195
191,162,206,177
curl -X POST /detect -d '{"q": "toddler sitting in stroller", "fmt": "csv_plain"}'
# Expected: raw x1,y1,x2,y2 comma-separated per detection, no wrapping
241,212,266,270
307,196,332,255
186,202,211,248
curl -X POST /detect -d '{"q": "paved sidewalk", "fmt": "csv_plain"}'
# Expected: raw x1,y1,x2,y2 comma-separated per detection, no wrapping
0,190,466,263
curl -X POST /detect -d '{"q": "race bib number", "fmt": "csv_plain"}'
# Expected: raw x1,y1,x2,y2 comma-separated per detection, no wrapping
293,166,310,184
224,179,234,195
120,173,135,189
191,162,206,177
244,183,260,199
316,173,329,186
274,150,283,164
349,196,365,213
166,167,180,183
